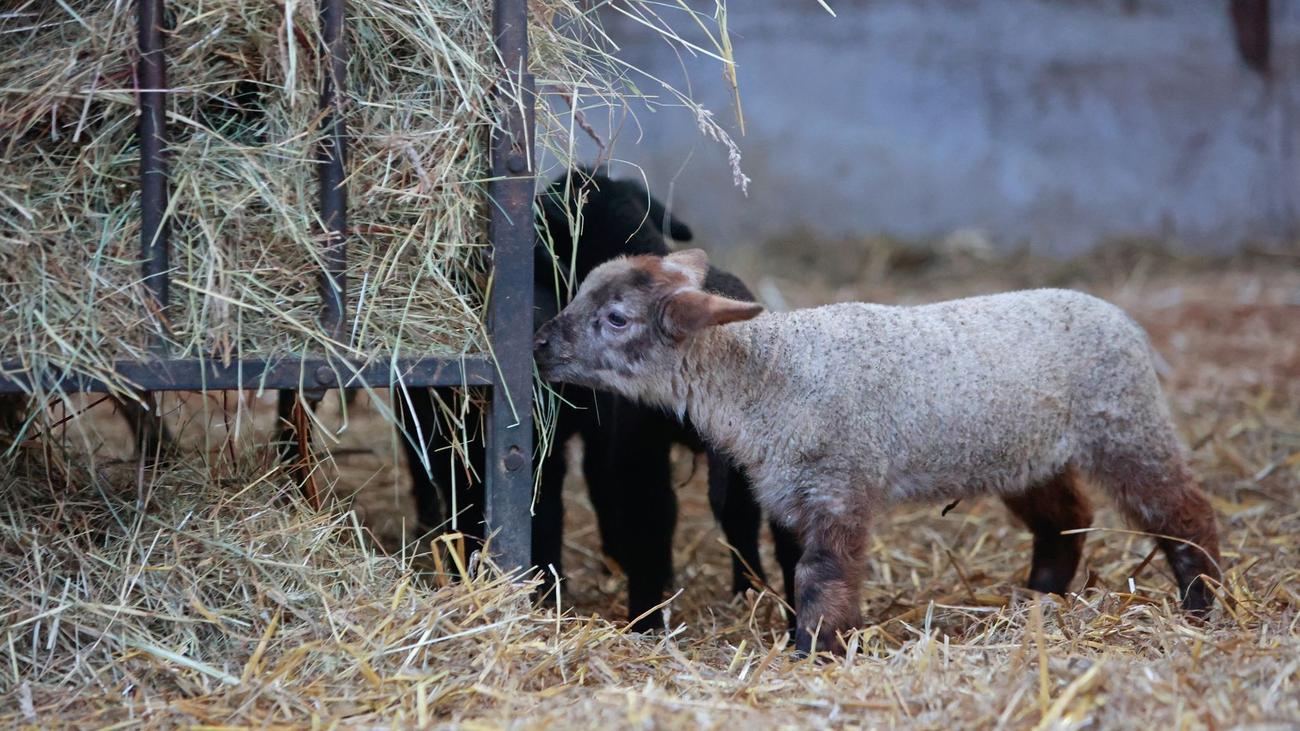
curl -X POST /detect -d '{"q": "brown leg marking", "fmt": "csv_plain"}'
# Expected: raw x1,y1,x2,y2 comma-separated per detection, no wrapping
794,521,866,657
1093,454,1222,614
1002,467,1094,596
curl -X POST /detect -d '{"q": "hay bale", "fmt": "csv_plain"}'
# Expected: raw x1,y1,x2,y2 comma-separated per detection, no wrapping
0,0,741,399
3,1,485,370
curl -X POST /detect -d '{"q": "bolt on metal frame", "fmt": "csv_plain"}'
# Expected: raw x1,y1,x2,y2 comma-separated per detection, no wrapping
0,0,536,572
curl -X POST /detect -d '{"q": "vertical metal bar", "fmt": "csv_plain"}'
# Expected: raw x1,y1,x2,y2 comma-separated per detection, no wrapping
484,0,535,573
318,0,349,341
137,0,170,351
286,0,349,497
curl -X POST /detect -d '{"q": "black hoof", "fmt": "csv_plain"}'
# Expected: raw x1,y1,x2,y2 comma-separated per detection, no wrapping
627,612,665,633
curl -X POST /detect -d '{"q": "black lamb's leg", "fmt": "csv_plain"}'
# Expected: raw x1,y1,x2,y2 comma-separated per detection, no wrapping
772,520,802,628
395,386,487,571
580,408,624,570
620,435,676,632
589,398,676,632
532,431,568,603
707,449,767,595
394,386,446,532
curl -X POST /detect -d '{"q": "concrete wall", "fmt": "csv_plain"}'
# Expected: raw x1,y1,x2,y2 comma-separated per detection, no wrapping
564,0,1299,256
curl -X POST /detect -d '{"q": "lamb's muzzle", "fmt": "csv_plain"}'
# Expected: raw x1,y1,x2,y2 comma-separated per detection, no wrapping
533,316,584,386
538,248,1223,657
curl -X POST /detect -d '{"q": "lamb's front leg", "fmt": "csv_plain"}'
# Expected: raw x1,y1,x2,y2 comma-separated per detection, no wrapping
794,519,867,657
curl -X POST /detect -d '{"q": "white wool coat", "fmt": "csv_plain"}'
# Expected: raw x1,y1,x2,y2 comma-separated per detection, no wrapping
662,289,1183,528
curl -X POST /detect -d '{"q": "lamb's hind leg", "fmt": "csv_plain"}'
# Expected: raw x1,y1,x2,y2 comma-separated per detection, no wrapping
1090,449,1222,613
1002,468,1094,596
794,519,866,657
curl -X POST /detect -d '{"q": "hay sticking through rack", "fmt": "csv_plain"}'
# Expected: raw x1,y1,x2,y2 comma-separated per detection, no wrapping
0,0,751,514
3,0,498,372
0,0,747,401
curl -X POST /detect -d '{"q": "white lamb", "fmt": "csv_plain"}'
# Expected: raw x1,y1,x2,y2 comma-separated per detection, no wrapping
533,249,1221,655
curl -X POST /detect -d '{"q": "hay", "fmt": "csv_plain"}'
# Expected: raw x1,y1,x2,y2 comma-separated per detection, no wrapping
1,248,1296,727
0,452,577,725
0,0,744,401
3,0,484,371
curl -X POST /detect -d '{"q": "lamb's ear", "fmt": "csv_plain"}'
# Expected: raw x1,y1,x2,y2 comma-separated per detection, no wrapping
662,248,709,287
662,289,763,339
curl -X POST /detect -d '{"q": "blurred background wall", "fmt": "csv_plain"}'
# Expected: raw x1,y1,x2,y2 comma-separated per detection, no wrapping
563,0,1298,257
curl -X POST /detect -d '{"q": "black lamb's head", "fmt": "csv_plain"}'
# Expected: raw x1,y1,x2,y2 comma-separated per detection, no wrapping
536,166,693,284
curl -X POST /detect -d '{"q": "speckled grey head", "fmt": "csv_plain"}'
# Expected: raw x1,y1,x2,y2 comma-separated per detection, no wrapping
532,249,762,400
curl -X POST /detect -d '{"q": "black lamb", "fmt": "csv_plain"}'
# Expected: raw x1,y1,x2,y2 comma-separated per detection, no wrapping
398,168,800,630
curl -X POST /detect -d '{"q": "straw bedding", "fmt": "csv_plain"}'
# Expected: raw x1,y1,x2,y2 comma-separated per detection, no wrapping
1,246,1295,728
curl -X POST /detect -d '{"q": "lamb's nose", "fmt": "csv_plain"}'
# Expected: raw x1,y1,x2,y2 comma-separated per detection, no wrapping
533,328,550,351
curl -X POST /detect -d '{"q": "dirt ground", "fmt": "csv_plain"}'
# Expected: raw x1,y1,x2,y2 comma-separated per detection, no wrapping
45,244,1300,728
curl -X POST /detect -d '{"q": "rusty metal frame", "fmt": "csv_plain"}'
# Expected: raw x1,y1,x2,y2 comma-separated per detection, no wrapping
317,0,349,342
0,0,536,572
137,0,170,352
0,356,495,394
483,0,536,574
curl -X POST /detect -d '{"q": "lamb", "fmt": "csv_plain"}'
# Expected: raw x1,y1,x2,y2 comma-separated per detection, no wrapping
400,170,799,630
533,248,1223,655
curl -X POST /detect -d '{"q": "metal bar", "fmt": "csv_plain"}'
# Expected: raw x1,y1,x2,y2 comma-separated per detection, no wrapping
0,356,495,394
317,0,349,340
137,0,170,351
484,0,535,574
291,395,323,509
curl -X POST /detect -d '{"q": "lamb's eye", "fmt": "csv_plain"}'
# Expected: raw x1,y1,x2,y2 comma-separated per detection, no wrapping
606,312,628,329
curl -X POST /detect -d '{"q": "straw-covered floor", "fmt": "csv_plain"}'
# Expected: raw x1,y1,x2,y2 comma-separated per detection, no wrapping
0,245,1295,728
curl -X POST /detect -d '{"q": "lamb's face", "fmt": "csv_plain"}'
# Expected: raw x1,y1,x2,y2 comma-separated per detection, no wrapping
533,255,682,398
533,249,761,402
